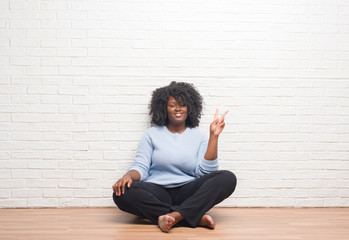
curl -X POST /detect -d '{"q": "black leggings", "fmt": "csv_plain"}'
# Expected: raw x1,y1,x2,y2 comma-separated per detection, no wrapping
113,170,237,227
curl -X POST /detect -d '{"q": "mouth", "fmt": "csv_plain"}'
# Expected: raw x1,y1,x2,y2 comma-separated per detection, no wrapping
174,113,183,118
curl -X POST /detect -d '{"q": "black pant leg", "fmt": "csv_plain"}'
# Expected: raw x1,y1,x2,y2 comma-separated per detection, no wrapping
174,170,237,227
113,181,173,224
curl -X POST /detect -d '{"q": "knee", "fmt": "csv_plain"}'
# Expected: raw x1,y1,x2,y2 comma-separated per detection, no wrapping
112,192,120,205
112,192,130,212
217,170,237,193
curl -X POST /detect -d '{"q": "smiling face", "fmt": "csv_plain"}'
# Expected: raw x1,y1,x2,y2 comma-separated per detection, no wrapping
167,95,188,127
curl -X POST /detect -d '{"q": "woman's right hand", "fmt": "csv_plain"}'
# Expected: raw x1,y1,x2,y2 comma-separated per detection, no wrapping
112,174,133,196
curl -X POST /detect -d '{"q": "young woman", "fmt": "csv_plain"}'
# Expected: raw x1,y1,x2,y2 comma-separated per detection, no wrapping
112,81,237,233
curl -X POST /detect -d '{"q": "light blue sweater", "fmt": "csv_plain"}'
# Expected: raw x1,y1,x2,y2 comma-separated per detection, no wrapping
129,126,219,188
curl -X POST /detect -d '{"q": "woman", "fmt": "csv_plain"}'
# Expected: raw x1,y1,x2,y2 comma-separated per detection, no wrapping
112,81,237,233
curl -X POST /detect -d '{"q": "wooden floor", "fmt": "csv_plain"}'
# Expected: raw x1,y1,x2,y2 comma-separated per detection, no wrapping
0,207,348,240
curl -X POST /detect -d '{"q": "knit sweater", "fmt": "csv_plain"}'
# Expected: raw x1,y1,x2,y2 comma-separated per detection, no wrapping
129,126,219,188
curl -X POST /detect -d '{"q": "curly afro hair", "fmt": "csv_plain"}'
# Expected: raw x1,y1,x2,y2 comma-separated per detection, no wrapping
149,81,203,128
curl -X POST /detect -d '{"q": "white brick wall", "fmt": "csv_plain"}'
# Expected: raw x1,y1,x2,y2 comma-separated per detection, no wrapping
0,0,349,208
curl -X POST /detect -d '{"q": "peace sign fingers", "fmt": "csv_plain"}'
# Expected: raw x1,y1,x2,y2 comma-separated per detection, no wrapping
219,110,229,122
210,109,229,136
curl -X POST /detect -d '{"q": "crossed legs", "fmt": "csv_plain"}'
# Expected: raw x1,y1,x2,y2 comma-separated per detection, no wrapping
113,170,237,232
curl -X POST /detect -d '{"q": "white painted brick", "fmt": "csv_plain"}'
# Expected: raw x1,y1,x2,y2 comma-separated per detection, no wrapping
59,161,87,170
42,132,72,141
58,198,88,207
73,151,103,160
0,66,26,75
12,189,42,198
57,48,87,57
74,189,103,198
11,132,41,141
58,66,88,76
0,160,27,169
0,152,10,160
28,160,58,169
44,151,72,160
42,95,72,104
73,170,103,180
0,86,26,95
43,114,73,123
88,142,118,151
89,198,114,207
27,198,57,208
71,58,100,67
43,189,73,198
59,180,87,189
10,0,40,10
10,38,40,47
0,56,9,65
1,0,348,208
59,105,88,114
0,199,27,208
12,113,42,122
28,179,57,188
88,105,119,114
43,170,72,179
0,133,9,141
88,161,119,170
0,170,11,179
12,170,42,179
0,190,10,199
59,142,88,151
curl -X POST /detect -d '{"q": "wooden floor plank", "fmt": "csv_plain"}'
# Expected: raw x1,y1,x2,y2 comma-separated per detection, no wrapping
0,208,348,240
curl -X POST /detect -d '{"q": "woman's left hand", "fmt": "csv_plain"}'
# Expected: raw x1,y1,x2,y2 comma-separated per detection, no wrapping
210,109,228,136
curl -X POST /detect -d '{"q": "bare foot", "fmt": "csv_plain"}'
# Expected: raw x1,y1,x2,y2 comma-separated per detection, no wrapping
198,215,216,229
158,215,176,233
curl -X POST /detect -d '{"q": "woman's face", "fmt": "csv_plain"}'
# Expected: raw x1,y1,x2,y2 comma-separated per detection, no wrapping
167,96,188,126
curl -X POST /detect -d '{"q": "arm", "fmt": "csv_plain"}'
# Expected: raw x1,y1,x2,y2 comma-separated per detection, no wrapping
204,109,228,161
112,169,140,196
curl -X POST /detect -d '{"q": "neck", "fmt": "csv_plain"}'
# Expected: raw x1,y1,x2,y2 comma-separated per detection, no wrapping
166,123,187,134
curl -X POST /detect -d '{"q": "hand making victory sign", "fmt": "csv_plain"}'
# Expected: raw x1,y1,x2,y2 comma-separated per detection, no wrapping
204,109,229,161
210,109,229,137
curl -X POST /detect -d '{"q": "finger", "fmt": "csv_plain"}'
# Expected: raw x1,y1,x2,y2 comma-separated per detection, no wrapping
127,179,132,188
214,109,219,120
220,110,229,122
121,182,125,195
116,185,120,196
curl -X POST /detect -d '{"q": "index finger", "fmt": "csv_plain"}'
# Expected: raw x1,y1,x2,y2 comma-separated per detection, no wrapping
214,109,219,120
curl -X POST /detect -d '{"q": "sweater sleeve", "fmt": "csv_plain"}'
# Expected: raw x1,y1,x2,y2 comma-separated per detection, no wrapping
128,131,153,181
195,134,219,176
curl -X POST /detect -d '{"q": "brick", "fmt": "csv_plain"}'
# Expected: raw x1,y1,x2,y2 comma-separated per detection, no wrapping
12,189,42,198
28,198,57,208
0,199,27,208
58,180,87,189
73,189,103,198
28,179,57,188
43,189,73,198
58,198,88,207
59,161,87,170
43,170,72,179
28,160,58,169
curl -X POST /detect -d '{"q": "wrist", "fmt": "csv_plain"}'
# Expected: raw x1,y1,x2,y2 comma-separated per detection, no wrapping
124,173,134,180
209,134,219,139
